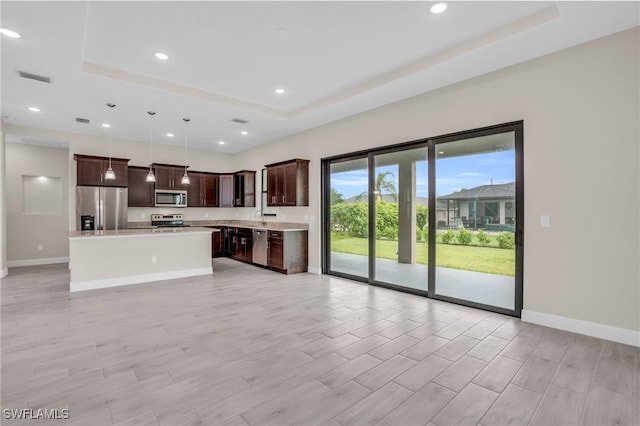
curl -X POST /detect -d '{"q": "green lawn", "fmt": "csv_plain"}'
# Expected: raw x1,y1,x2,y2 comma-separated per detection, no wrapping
331,235,515,277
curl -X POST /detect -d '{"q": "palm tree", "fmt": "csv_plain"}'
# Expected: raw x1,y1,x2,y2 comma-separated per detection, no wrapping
374,171,397,203
330,187,345,205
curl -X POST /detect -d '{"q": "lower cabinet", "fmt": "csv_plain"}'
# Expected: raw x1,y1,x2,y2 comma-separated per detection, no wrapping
209,226,307,274
229,227,253,263
268,230,308,274
211,227,227,257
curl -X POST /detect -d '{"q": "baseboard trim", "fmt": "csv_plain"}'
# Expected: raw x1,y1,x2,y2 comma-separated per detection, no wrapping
70,267,213,292
521,309,640,347
307,266,321,275
7,257,70,268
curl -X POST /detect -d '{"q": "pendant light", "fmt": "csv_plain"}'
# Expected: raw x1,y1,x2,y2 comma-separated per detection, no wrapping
146,111,156,183
104,103,116,180
180,117,190,185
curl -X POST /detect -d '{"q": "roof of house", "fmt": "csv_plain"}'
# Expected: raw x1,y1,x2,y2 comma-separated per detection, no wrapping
439,182,515,200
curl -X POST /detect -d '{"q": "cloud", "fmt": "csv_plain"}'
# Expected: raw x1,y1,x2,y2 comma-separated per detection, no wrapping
460,172,483,177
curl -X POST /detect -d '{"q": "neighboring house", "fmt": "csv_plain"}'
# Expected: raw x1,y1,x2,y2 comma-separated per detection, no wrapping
439,182,515,230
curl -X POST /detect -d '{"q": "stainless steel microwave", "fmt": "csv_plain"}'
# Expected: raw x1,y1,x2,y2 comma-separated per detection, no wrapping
155,190,187,207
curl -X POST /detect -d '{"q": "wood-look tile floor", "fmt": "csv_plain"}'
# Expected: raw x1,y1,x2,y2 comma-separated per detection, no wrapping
1,259,638,426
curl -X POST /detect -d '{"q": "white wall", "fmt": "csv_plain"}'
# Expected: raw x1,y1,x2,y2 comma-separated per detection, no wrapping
0,124,7,276
236,28,640,334
5,142,70,264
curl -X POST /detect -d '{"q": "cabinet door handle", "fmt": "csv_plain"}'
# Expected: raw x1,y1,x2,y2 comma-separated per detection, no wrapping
282,195,285,203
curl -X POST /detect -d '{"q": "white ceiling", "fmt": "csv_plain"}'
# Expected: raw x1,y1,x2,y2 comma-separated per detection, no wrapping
2,1,638,153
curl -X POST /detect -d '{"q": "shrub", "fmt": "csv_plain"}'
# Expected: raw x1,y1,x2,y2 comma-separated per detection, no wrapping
417,226,428,243
496,231,515,249
456,227,472,245
441,229,456,244
331,202,368,238
476,229,491,246
375,202,399,240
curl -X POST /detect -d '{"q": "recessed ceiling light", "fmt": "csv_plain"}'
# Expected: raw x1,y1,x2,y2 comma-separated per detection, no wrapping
154,52,169,60
218,141,225,145
430,2,448,14
274,88,286,95
438,151,444,155
27,106,40,112
240,131,248,135
0,28,21,39
101,123,111,128
166,133,174,137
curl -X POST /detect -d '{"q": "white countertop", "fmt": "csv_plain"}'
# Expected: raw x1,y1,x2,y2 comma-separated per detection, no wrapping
68,226,215,239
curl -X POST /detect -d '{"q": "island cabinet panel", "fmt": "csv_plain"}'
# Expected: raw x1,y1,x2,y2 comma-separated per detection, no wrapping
153,164,190,190
265,159,309,206
75,154,129,187
268,230,307,274
128,166,155,207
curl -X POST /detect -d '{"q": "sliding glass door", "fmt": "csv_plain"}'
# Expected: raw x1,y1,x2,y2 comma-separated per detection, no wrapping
431,131,519,311
325,157,370,280
322,122,523,316
372,146,428,292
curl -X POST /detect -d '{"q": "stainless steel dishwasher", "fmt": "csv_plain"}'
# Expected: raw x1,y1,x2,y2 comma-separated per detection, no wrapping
252,229,268,266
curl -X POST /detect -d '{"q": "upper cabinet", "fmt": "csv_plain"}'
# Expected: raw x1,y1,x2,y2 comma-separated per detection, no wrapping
188,172,219,207
219,171,255,207
152,164,190,190
74,154,129,187
234,170,255,207
128,166,154,207
265,159,309,206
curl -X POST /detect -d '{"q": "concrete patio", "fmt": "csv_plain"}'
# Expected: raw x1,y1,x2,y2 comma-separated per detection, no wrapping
330,252,515,310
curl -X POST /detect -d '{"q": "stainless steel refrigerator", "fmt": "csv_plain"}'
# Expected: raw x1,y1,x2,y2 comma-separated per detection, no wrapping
76,186,128,231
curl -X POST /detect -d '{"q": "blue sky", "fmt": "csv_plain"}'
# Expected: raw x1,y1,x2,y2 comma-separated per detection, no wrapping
331,150,515,199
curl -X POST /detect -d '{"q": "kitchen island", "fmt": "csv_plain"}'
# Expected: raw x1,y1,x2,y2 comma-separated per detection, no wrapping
68,227,215,292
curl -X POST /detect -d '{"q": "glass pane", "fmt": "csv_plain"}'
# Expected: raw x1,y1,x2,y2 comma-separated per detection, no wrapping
373,147,428,291
435,132,516,310
328,158,369,278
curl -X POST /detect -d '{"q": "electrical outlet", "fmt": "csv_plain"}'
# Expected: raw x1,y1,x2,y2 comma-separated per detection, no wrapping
141,212,146,219
541,215,551,227
37,244,43,251
151,255,157,263
204,212,209,218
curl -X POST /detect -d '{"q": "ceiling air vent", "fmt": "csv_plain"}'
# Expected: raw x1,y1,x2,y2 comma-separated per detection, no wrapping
18,71,51,84
75,117,90,124
231,118,249,124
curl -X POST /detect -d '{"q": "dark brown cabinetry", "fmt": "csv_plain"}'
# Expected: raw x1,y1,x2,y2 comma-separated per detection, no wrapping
265,159,309,206
229,227,252,263
152,164,190,190
74,154,129,187
234,170,255,207
128,166,154,207
211,227,227,257
219,171,256,207
268,230,308,274
218,174,234,207
187,172,219,207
